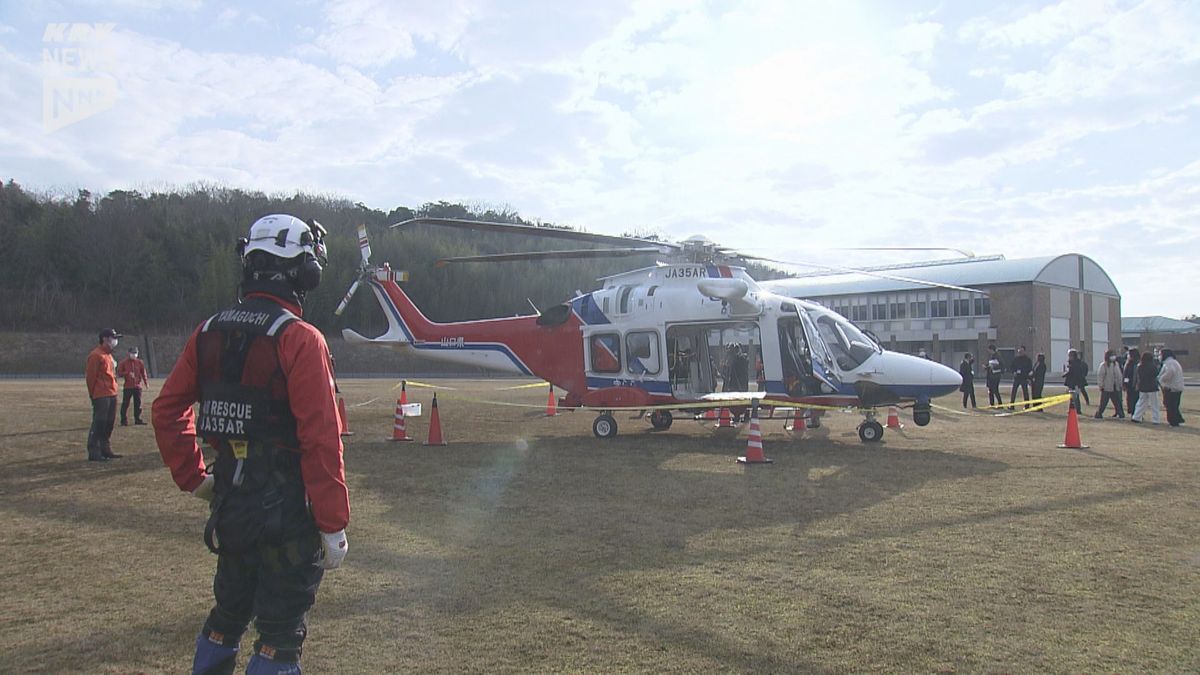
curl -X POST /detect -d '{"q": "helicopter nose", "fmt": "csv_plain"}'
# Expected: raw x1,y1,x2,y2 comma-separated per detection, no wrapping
930,360,962,389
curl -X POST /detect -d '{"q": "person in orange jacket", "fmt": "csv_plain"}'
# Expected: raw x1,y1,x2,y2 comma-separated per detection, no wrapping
153,214,348,675
86,328,123,461
116,345,150,426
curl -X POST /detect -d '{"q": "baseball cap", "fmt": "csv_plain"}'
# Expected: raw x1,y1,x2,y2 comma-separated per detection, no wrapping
99,328,123,339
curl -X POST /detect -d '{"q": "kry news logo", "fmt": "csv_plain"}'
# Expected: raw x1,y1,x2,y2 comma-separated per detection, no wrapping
42,23,118,133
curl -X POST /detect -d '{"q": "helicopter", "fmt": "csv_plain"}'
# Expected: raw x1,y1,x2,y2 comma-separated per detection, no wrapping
335,218,975,443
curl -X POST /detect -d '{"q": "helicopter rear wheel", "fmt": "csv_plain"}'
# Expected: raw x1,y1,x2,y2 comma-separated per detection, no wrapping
593,413,618,439
858,420,884,443
649,410,673,431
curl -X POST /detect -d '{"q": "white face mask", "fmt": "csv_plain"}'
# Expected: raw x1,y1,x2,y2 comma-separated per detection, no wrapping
104,337,118,349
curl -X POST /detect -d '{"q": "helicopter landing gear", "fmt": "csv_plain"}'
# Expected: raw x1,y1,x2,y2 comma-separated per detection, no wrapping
593,412,618,439
913,400,932,427
649,410,673,431
857,411,884,443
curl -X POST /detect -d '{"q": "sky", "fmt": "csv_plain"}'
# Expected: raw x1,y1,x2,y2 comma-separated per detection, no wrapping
1,0,1197,318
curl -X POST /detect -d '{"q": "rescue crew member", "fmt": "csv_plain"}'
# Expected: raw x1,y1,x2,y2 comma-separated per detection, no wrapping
86,328,123,461
153,214,349,675
117,346,150,425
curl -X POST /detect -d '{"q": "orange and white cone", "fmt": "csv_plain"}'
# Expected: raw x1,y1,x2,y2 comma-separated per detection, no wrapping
544,384,559,417
702,408,718,420
389,398,414,442
1057,406,1088,449
337,397,354,437
737,403,773,464
424,393,447,446
786,408,807,432
399,380,408,406
886,406,903,429
714,407,736,429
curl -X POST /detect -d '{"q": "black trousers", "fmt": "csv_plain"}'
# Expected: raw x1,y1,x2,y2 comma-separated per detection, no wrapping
1163,389,1184,426
1125,388,1139,418
1009,379,1030,407
120,387,143,424
86,396,116,459
203,531,324,665
986,379,1002,406
961,386,976,408
1096,389,1125,417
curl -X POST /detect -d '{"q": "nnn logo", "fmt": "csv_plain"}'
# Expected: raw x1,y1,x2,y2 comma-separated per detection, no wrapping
42,23,118,132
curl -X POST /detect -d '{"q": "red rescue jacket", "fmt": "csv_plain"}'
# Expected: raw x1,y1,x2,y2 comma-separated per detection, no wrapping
152,293,350,533
86,345,118,399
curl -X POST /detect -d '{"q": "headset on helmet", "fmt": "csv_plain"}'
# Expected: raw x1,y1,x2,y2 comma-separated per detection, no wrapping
237,214,328,292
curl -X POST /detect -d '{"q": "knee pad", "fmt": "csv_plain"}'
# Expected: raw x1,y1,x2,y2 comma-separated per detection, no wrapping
191,631,239,675
246,653,302,674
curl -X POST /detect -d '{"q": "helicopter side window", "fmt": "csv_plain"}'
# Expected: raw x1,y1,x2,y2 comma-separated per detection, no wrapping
626,331,661,376
589,333,621,373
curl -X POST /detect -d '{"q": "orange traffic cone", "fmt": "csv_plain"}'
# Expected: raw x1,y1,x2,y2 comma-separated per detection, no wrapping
786,408,807,432
737,403,773,464
337,397,354,437
399,380,408,406
701,407,718,420
714,407,736,429
544,384,559,417
1057,406,1088,449
424,393,447,446
886,406,903,429
389,398,413,442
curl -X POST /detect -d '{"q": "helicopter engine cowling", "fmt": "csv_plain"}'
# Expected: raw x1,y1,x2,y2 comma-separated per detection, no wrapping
697,278,749,301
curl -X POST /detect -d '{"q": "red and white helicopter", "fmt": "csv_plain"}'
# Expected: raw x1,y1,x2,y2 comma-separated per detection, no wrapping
336,218,973,442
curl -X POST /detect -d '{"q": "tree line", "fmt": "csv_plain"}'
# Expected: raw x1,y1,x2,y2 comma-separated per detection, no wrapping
0,180,784,335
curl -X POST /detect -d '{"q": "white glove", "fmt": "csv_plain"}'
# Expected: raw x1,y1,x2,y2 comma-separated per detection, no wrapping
191,474,215,502
320,529,348,570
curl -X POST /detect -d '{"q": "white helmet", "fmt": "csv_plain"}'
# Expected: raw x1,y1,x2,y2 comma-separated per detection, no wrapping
242,214,326,262
239,214,328,292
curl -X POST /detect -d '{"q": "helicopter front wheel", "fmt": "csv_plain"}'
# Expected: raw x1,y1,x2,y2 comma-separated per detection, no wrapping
593,413,618,439
649,410,673,431
857,420,884,443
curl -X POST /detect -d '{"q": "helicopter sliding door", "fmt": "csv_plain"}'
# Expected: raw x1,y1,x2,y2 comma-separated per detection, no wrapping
666,323,762,399
793,307,841,393
777,313,821,397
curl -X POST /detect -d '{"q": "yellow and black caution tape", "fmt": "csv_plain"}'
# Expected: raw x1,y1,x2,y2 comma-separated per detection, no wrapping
391,379,456,391
495,381,552,391
932,393,1072,417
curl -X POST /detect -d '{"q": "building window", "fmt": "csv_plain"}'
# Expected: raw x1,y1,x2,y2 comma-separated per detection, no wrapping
910,301,928,318
974,298,991,315
953,299,972,316
931,300,949,318
872,304,888,321
890,302,906,319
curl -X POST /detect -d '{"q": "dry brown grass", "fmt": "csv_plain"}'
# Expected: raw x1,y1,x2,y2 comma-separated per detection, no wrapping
1,379,1198,673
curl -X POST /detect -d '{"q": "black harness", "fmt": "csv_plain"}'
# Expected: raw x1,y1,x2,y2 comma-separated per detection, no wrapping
196,297,311,556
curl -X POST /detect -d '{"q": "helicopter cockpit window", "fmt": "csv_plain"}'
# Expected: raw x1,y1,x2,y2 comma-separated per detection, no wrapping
589,333,621,373
811,308,879,371
625,331,660,376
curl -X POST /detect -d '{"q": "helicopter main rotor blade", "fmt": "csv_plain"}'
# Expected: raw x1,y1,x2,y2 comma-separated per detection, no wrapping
747,254,987,295
434,247,664,267
334,278,361,316
834,246,976,258
392,217,678,252
357,223,371,265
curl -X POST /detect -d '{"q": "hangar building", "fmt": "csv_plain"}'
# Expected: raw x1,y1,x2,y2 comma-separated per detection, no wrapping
761,254,1121,373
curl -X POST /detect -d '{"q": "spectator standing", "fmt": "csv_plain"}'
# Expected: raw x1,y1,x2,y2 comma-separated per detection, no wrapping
1064,349,1088,413
1131,351,1161,424
116,346,150,426
959,353,976,408
1009,345,1033,410
1158,349,1186,427
85,328,123,461
985,344,1003,407
153,215,349,674
1078,355,1092,405
1094,349,1125,419
1031,353,1048,408
1123,348,1141,416
1118,345,1130,369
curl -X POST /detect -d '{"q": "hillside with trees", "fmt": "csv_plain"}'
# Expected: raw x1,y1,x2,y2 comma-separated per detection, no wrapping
0,180,785,336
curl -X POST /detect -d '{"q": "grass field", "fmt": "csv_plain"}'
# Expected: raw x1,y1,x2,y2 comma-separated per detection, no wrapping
1,379,1198,673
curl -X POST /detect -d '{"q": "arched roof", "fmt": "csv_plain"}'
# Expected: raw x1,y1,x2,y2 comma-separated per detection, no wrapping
761,253,1119,298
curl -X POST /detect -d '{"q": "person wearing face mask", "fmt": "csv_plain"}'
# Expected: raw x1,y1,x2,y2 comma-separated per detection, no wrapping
85,328,123,461
1094,349,1125,419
